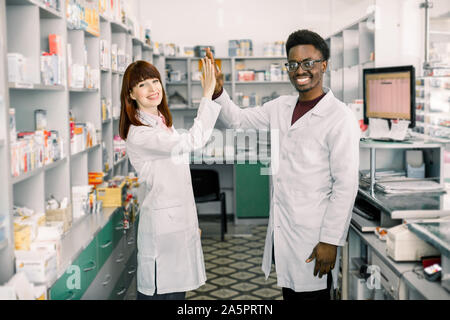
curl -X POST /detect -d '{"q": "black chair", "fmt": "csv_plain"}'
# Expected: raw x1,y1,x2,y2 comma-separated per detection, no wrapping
190,169,227,241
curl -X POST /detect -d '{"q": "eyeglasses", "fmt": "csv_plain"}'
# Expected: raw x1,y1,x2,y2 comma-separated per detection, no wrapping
284,59,323,72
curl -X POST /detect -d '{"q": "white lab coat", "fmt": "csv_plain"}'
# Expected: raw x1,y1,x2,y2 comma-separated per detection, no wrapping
215,88,359,292
126,98,221,295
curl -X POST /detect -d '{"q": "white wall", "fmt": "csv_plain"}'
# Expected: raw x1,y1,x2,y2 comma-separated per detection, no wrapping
137,0,449,67
138,0,337,56
327,0,375,36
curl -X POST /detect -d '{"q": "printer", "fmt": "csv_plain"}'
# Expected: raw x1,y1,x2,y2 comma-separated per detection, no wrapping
387,224,440,261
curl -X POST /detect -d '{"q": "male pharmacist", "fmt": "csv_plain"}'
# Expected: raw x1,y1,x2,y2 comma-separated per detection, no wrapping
206,29,359,300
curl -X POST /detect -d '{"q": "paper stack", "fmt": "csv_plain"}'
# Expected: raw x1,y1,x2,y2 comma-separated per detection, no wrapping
375,180,445,194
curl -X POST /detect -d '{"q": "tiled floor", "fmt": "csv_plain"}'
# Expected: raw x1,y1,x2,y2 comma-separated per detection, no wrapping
187,217,283,300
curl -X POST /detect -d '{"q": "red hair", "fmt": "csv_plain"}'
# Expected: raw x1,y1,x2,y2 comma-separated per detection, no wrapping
119,60,172,140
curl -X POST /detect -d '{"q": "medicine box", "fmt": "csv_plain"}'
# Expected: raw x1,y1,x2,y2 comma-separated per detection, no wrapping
15,249,57,284
7,53,25,83
97,181,127,207
45,205,72,233
14,224,31,251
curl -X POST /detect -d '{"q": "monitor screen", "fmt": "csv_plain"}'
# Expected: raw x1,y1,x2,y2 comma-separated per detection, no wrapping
363,65,415,128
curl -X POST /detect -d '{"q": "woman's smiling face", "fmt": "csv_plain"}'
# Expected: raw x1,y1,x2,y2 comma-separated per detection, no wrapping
130,77,163,110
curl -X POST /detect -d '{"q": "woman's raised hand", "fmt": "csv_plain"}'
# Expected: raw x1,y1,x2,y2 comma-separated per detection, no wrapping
206,47,224,96
201,57,216,99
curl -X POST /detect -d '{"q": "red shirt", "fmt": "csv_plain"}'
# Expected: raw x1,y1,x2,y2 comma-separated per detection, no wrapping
291,93,326,126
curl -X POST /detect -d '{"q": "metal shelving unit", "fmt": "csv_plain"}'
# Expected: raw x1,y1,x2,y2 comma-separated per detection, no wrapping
0,0,148,286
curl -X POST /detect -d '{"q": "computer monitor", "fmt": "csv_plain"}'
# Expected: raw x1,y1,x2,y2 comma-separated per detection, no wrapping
363,65,416,128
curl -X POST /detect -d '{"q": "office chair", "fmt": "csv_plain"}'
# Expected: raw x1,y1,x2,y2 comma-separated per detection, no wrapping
190,169,227,241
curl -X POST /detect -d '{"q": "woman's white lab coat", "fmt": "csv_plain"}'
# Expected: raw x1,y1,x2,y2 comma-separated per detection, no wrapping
215,88,360,292
126,98,221,295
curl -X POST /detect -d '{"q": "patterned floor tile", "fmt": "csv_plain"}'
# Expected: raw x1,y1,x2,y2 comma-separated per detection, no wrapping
203,253,219,262
209,277,238,287
229,271,257,281
245,241,265,248
227,238,250,245
232,294,260,300
210,288,240,299
228,245,251,252
210,266,237,276
228,253,252,260
248,266,265,275
211,242,234,248
229,261,253,270
206,271,219,280
205,262,218,270
189,295,216,300
188,223,283,301
212,249,234,256
250,276,277,286
212,257,235,265
252,288,281,299
247,257,263,264
230,282,259,292
195,283,218,293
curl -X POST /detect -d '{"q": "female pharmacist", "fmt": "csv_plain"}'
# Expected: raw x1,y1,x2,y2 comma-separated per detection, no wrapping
119,59,221,300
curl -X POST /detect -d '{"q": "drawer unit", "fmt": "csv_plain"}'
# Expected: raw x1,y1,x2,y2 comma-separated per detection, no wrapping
370,251,407,299
109,251,137,300
83,236,128,300
77,238,98,287
51,207,139,300
112,208,126,248
50,238,98,300
124,251,137,287
97,219,113,269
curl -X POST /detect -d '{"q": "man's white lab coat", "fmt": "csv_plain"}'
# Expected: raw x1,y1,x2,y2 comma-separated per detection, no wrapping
126,98,221,295
215,88,359,292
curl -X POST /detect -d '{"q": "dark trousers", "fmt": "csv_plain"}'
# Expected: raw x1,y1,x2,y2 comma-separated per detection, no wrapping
137,290,186,300
282,272,332,301
137,261,186,300
273,245,333,301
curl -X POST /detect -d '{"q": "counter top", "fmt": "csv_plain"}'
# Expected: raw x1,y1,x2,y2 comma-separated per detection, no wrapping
350,223,450,300
358,187,449,219
359,138,443,149
408,221,450,258
46,207,119,289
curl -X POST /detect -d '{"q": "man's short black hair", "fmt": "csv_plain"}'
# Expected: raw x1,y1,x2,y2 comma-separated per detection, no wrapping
286,29,330,61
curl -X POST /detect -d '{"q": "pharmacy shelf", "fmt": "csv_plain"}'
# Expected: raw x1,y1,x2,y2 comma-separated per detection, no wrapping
69,87,99,93
235,81,290,85
1,0,150,289
166,82,188,85
112,70,125,75
191,81,233,85
70,144,101,158
8,82,65,91
67,25,99,38
0,239,7,251
114,155,128,166
171,107,197,111
110,21,130,34
325,13,375,103
6,0,63,19
132,36,150,49
11,156,67,185
233,56,286,60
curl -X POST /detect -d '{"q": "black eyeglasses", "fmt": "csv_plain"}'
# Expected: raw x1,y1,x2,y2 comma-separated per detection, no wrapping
285,59,323,72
